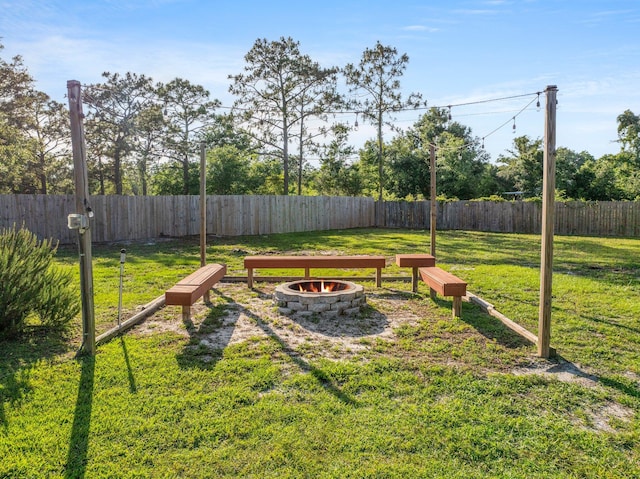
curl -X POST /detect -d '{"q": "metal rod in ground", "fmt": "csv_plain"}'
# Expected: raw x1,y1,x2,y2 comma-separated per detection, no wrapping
118,248,126,327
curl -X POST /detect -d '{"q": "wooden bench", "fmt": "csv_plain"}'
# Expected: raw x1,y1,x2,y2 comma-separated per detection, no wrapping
395,254,436,292
419,266,467,318
243,255,386,289
165,263,226,321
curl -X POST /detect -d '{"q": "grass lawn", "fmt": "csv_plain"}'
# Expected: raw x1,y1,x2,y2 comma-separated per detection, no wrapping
1,228,639,478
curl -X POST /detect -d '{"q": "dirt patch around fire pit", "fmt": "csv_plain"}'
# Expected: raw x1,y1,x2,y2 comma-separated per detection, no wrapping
138,282,421,361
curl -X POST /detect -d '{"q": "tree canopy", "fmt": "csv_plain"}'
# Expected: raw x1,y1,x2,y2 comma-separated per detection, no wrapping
1,40,639,201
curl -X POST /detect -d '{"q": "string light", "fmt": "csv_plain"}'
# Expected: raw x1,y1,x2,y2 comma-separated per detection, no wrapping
78,80,545,156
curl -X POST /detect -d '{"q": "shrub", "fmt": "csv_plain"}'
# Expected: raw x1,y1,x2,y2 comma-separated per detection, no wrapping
0,225,79,336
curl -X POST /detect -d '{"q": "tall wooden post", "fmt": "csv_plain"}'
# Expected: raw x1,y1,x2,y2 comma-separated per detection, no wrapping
67,80,95,356
200,142,209,303
199,142,207,267
429,143,436,258
429,143,437,300
538,85,558,358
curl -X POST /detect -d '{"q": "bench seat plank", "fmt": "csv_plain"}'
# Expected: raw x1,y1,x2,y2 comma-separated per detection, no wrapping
244,255,385,268
419,266,467,297
419,266,467,318
395,254,436,268
243,255,386,288
166,263,226,307
396,254,436,292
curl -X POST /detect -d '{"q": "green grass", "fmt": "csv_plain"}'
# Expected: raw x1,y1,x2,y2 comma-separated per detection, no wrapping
1,228,639,478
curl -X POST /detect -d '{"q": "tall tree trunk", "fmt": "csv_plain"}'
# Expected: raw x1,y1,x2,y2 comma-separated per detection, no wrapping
114,149,122,195
183,155,190,195
283,122,289,196
298,118,304,195
38,152,47,194
377,113,383,202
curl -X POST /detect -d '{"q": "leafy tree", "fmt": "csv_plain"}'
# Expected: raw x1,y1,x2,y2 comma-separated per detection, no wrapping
150,161,199,195
158,78,220,195
133,104,165,195
206,145,255,195
497,136,543,196
0,44,33,128
27,92,72,194
344,41,422,201
313,123,362,196
555,147,592,199
289,58,341,195
385,108,447,199
0,43,72,194
229,37,339,195
617,109,640,158
84,72,157,194
385,132,428,199
436,129,490,200
201,113,253,151
573,155,624,200
0,119,36,193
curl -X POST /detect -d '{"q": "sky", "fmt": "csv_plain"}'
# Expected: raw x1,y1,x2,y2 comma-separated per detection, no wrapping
1,0,640,162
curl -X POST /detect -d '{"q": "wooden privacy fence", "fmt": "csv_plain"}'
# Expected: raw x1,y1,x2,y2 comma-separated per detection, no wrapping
1,195,638,244
0,195,376,244
379,200,640,237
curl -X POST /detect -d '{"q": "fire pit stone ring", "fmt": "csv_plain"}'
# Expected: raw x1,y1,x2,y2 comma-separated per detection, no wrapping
274,279,365,318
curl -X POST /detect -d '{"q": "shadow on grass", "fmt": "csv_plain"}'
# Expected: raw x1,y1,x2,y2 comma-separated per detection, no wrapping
526,354,640,400
0,330,70,430
120,337,137,394
239,304,358,406
428,295,534,350
175,291,237,370
64,355,95,479
589,315,640,335
177,288,357,405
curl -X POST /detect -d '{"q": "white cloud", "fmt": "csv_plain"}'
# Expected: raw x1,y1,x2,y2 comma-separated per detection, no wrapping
401,25,439,33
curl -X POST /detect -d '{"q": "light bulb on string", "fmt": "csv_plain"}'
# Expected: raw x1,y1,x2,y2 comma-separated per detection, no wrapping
354,112,359,130
536,92,541,112
512,117,516,134
447,106,452,121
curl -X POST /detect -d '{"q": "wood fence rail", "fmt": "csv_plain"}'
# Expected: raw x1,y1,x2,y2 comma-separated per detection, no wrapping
0,195,375,244
378,200,640,237
1,195,638,244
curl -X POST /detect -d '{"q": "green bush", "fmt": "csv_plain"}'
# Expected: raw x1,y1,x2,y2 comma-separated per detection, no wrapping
0,225,79,336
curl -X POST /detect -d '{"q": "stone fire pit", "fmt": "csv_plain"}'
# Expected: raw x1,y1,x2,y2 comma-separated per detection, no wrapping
274,279,365,319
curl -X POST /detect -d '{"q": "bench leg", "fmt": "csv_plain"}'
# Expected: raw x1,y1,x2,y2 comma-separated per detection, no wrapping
247,268,254,289
430,287,437,300
203,290,210,304
305,267,310,279
182,305,191,322
376,268,382,288
411,267,419,293
452,296,462,318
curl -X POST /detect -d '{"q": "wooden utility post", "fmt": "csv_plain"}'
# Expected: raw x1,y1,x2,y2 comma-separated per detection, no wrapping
199,142,209,303
67,80,96,356
199,142,207,267
538,85,558,358
429,143,436,258
429,143,437,300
